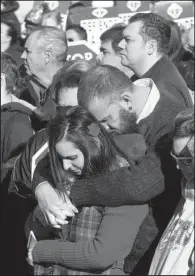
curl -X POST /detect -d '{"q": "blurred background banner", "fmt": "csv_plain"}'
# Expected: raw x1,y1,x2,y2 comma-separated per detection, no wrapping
67,40,99,63
154,1,194,29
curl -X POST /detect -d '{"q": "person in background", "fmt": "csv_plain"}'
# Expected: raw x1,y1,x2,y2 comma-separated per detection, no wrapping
96,25,134,78
41,10,62,29
149,108,194,275
67,1,86,28
167,20,183,68
22,2,50,40
1,1,21,40
19,26,68,130
66,24,88,42
118,13,193,108
1,53,34,177
91,1,116,8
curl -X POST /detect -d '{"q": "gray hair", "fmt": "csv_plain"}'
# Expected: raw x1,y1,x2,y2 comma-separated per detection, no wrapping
33,26,68,64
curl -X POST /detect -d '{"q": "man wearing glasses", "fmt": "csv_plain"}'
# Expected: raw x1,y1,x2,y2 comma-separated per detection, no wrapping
149,108,194,275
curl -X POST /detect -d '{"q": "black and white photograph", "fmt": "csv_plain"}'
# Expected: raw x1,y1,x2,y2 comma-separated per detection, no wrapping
1,1,194,275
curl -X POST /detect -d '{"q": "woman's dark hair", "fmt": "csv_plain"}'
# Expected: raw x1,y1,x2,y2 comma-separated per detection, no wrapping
47,106,127,192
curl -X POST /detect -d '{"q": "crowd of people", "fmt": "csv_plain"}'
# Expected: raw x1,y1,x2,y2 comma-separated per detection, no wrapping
1,1,194,275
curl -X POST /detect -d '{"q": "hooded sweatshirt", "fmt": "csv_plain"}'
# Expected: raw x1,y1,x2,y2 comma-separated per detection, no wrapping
1,102,34,164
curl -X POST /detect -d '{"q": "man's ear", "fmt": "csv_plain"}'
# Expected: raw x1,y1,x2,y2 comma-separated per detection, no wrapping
119,91,132,111
44,46,53,64
146,39,157,55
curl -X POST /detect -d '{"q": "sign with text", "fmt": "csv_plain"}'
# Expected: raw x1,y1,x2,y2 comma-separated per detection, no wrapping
154,1,194,29
70,6,123,48
117,1,151,25
67,41,99,63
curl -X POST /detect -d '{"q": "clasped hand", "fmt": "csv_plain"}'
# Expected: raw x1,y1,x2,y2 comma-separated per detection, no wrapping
35,182,78,228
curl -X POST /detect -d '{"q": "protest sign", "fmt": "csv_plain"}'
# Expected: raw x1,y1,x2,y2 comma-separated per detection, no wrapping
33,1,70,30
117,1,151,24
70,6,123,48
154,1,194,29
67,40,99,63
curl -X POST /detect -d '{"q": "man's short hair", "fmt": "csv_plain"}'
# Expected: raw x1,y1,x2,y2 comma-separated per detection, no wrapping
100,25,125,53
66,24,87,41
77,65,133,107
1,52,19,94
129,12,171,55
32,26,68,64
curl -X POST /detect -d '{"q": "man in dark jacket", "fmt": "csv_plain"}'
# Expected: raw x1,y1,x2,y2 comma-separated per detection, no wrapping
118,13,193,108
13,66,185,274
1,53,34,168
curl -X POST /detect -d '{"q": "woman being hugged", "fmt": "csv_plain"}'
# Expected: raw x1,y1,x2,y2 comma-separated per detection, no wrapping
28,106,148,275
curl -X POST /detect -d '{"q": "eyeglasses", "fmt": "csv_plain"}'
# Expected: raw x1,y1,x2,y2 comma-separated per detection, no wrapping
170,150,193,166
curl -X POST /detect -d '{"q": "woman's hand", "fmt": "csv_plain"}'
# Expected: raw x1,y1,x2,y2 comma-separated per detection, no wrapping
35,182,78,228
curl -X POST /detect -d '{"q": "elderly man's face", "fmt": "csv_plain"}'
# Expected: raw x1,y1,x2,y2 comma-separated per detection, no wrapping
21,32,45,78
88,97,137,135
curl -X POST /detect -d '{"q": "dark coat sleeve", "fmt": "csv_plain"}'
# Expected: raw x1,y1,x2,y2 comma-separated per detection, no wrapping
32,205,148,272
70,149,164,207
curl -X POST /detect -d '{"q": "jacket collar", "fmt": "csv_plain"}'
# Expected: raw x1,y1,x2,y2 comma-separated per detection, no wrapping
134,78,160,123
141,55,168,79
